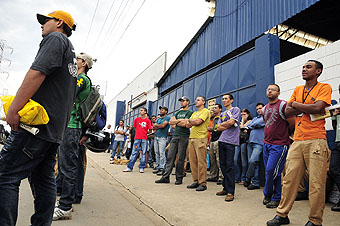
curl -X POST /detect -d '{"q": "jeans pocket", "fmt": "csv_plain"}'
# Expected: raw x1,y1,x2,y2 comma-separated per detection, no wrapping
22,137,50,160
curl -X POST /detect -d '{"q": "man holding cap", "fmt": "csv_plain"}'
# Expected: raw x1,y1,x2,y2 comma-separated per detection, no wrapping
0,10,77,226
153,106,171,176
155,96,193,184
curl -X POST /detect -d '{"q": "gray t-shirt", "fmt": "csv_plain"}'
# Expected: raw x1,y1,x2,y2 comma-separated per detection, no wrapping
114,126,126,141
218,107,241,145
332,115,340,142
30,32,77,143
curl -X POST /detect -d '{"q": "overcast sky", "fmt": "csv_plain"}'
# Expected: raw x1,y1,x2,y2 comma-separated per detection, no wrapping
0,0,209,101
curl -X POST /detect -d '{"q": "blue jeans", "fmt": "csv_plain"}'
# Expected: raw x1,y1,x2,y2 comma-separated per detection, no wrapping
127,139,148,170
246,143,263,186
0,129,59,226
58,128,82,211
154,137,167,170
234,143,248,182
218,142,236,195
148,139,154,165
110,140,124,159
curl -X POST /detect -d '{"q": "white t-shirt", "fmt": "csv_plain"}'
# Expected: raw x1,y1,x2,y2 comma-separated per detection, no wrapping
103,126,113,134
114,126,125,141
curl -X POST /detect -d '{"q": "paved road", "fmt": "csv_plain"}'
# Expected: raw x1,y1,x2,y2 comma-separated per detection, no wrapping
17,157,164,226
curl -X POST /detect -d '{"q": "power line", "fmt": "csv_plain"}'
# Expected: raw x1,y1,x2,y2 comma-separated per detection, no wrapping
101,0,134,49
84,0,101,49
93,0,118,48
100,0,146,67
98,0,131,50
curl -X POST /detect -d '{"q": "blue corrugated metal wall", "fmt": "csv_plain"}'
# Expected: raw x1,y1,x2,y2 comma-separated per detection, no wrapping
159,0,319,94
149,34,280,117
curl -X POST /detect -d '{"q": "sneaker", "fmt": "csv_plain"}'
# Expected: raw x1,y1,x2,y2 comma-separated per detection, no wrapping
266,201,280,209
139,169,144,173
225,193,234,202
266,215,290,226
216,190,228,196
155,177,170,183
331,203,340,212
110,157,114,161
304,221,321,226
243,180,250,187
152,169,159,174
53,207,72,221
196,184,207,191
175,180,182,185
156,170,164,176
247,184,260,190
187,182,199,189
263,196,271,205
123,168,132,172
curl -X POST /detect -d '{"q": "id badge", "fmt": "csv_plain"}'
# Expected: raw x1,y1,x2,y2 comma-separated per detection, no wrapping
297,113,303,117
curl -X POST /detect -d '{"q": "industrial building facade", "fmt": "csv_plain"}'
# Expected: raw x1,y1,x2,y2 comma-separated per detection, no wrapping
115,0,339,144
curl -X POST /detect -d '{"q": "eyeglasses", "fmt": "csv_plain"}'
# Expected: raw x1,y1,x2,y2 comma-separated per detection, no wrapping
43,17,59,25
267,88,278,92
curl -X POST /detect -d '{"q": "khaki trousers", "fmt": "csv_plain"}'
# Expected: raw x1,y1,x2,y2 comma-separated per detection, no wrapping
277,139,331,225
188,138,208,186
208,140,222,179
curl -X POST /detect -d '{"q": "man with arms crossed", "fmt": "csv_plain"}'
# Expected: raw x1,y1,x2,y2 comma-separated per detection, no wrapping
0,10,77,226
185,96,210,191
267,60,332,226
155,96,193,184
216,93,240,202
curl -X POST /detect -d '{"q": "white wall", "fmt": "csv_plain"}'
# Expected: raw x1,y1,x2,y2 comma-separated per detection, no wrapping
275,39,340,130
106,52,166,126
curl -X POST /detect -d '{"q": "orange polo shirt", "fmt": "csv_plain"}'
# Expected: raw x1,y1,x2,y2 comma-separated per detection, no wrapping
288,82,332,141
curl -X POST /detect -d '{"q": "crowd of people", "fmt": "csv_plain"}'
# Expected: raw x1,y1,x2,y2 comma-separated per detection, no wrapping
107,60,339,226
0,8,338,226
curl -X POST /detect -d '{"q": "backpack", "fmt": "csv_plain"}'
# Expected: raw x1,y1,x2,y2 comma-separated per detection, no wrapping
77,75,103,128
95,101,107,130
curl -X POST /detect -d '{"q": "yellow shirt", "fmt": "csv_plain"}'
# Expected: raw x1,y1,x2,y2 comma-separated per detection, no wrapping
189,108,210,139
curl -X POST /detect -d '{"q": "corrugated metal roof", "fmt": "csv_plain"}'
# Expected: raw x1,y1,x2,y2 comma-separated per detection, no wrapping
159,0,320,95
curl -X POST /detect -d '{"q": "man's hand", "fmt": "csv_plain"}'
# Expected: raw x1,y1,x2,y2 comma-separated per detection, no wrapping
6,109,20,131
80,136,88,145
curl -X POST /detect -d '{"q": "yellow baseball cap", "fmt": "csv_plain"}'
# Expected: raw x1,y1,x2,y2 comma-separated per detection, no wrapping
37,10,76,31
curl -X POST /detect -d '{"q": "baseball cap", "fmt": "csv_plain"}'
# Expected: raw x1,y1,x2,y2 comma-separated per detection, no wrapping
77,52,95,69
178,96,190,102
37,10,76,31
159,106,168,112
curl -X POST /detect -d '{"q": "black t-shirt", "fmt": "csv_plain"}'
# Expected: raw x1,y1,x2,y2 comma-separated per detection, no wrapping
211,116,222,142
30,32,77,143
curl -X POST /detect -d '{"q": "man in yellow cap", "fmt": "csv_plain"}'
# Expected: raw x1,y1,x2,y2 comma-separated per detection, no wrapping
0,10,77,226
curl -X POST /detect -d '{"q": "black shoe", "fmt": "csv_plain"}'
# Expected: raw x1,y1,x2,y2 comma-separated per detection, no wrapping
196,184,207,191
155,177,170,183
153,169,159,174
156,170,164,176
295,191,308,201
266,201,280,209
263,196,271,205
244,180,250,187
247,184,260,190
267,215,290,226
175,180,182,185
187,182,199,189
206,178,218,182
183,172,186,177
331,203,340,212
149,163,154,168
217,180,223,185
305,221,321,226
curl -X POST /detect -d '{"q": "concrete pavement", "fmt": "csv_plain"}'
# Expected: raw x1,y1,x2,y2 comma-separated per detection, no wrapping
14,150,340,226
87,151,339,226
